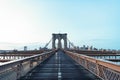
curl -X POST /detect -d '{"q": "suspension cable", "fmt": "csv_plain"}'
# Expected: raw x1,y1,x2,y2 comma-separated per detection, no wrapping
44,38,52,48
67,39,76,49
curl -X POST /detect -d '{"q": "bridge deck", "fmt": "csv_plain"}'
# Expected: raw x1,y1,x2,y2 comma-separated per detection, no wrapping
19,50,101,80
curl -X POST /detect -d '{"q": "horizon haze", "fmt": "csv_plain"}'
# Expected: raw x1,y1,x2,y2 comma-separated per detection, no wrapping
0,0,120,50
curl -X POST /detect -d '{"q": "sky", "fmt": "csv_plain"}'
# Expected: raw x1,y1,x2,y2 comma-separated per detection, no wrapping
0,0,120,50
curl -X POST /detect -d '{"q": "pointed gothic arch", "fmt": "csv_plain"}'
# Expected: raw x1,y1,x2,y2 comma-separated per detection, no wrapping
52,33,67,49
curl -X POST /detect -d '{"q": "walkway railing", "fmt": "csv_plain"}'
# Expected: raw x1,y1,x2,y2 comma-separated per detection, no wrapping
65,51,120,80
0,51,55,80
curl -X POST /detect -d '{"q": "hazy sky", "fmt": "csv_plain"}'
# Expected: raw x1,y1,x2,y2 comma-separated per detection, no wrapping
0,0,120,50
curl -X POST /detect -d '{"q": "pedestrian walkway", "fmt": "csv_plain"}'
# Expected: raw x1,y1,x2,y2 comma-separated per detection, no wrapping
19,50,101,80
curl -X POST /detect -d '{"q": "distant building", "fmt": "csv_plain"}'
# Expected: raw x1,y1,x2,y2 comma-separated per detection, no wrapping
83,45,86,50
93,48,98,51
39,47,41,50
24,46,27,51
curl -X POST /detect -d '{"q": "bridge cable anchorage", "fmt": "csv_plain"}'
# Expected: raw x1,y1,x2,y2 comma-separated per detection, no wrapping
44,38,52,49
67,38,76,49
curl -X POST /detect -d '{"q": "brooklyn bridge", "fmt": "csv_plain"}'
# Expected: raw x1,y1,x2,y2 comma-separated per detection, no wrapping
0,33,120,80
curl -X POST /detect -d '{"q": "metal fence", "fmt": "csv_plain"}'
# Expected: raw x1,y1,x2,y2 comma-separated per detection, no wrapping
65,51,120,80
0,51,55,80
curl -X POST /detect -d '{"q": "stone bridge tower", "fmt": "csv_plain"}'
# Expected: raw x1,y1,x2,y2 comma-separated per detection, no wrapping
52,33,67,49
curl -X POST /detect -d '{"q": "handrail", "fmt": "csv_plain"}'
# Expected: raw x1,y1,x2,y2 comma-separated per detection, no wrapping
65,50,120,80
0,50,55,80
0,51,52,66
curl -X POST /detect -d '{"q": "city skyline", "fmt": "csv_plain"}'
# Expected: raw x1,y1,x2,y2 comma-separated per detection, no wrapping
0,0,120,50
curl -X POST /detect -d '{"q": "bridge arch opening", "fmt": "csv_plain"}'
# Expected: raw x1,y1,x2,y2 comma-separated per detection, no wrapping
55,39,59,49
52,33,67,49
61,39,64,49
